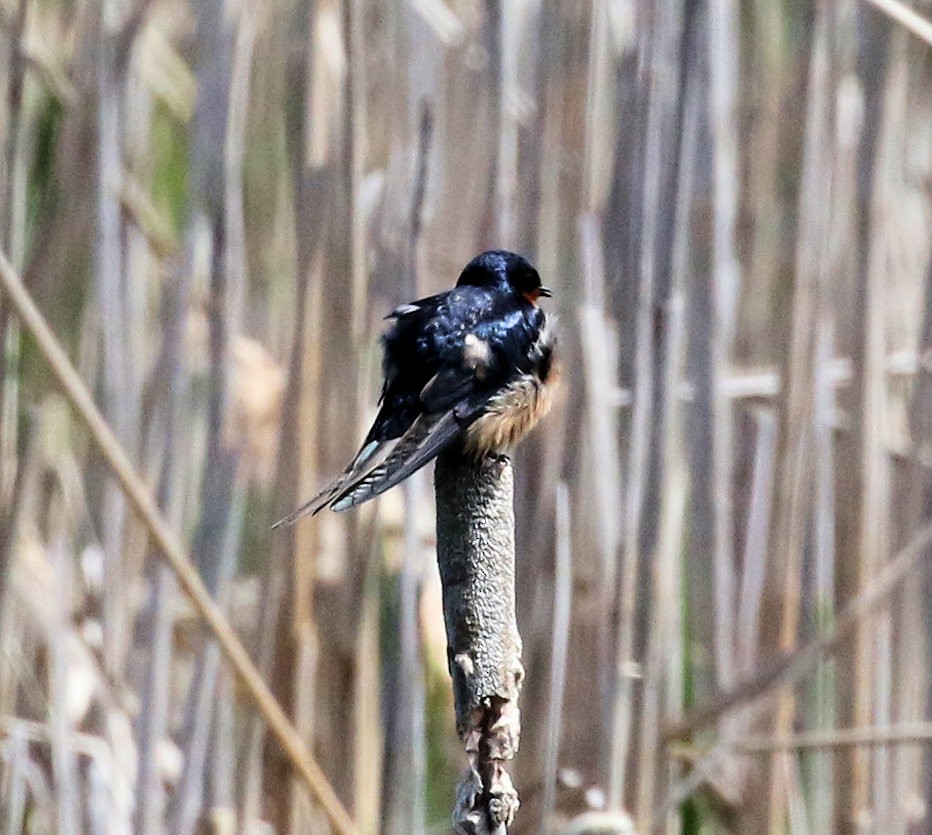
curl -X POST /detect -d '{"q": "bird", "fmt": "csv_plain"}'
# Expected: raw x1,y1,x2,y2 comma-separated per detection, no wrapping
273,249,557,527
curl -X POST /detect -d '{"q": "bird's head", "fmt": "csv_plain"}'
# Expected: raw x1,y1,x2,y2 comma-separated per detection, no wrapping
456,250,553,305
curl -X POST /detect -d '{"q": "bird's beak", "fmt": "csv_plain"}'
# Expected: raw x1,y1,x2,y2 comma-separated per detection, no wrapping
538,287,553,298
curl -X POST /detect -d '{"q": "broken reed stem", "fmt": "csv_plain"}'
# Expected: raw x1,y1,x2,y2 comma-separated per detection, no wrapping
435,449,524,834
734,723,932,754
861,0,932,47
664,518,932,743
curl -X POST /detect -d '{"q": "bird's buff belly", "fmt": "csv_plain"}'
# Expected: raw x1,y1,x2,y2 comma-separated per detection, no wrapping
463,373,555,455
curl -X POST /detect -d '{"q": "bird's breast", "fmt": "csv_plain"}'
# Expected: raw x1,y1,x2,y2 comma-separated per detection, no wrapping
462,317,558,455
463,374,555,455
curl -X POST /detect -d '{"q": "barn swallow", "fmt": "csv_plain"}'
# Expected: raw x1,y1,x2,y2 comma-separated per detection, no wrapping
273,249,557,527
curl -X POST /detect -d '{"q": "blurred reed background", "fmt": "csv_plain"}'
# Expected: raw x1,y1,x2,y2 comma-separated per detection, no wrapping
1,0,931,833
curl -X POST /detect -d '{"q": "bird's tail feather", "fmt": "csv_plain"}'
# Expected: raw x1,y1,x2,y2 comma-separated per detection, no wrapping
270,438,399,528
271,387,494,527
273,408,467,527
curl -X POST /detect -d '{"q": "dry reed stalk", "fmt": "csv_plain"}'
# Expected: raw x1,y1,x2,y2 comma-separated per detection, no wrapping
681,17,715,720
534,64,563,291
344,0,367,346
127,24,184,833
515,0,547,258
381,475,427,835
539,481,572,832
707,0,741,701
49,537,79,835
0,0,27,520
851,6,890,825
0,0,30,628
610,0,687,805
173,487,245,835
0,0,26,247
636,336,687,834
121,26,152,574
493,0,520,246
635,50,698,830
662,496,686,835
352,542,384,833
885,50,927,835
797,11,855,826
242,5,322,827
169,1,242,827
134,261,190,834
576,248,624,799
281,188,327,835
577,217,622,708
290,0,377,815
4,724,30,832
224,0,261,338
280,161,328,835
705,97,765,802
581,0,616,216
210,666,236,826
480,0,502,248
810,7,867,826
810,321,837,833
864,37,907,832
911,254,932,812
342,2,382,825
576,9,624,757
743,0,786,365
736,409,778,678
609,176,649,808
767,3,833,827
95,0,132,680
1,414,41,722
259,4,364,822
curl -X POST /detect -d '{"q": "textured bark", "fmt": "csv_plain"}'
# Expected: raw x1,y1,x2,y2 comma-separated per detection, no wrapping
435,449,524,834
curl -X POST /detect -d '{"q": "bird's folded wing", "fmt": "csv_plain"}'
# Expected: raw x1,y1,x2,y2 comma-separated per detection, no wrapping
272,385,498,526
328,409,462,511
324,372,499,512
419,367,479,411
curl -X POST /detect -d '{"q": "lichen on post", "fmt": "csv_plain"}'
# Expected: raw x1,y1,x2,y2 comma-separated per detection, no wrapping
435,448,524,834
